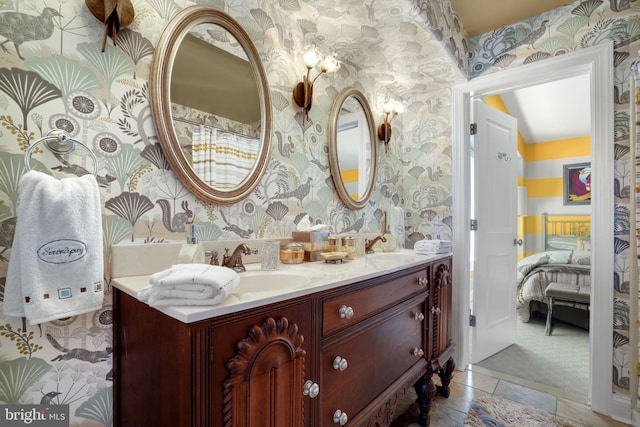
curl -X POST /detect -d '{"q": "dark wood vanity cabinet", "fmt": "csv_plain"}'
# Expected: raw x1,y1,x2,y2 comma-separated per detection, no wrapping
113,255,453,427
114,293,314,427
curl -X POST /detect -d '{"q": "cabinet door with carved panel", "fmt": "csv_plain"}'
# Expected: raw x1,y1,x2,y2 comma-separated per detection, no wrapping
429,256,455,398
209,297,316,427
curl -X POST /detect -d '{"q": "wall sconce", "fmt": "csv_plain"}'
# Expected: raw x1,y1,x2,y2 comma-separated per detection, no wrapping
293,46,341,124
377,100,404,153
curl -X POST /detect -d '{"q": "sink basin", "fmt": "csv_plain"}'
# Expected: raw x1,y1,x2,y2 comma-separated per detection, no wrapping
236,266,324,293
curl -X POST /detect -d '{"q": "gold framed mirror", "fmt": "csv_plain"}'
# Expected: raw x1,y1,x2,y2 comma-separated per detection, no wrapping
328,88,377,210
150,5,272,205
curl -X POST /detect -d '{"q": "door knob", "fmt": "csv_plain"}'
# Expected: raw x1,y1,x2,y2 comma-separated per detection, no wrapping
513,238,523,246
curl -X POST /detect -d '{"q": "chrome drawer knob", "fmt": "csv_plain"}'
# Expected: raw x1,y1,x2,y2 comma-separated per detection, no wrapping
303,380,319,398
412,348,425,357
431,306,441,316
333,409,348,425
413,312,425,321
339,305,354,319
332,356,348,371
418,277,428,286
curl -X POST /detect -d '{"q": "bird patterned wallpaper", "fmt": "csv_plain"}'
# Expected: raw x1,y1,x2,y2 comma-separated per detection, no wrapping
0,0,465,424
0,0,638,423
468,0,640,402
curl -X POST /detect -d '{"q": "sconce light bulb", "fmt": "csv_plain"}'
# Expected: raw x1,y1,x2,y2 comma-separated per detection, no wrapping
321,54,341,74
303,48,319,69
383,101,395,114
393,102,405,115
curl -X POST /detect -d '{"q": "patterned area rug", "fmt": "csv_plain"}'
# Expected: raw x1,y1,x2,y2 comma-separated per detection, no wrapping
464,396,573,427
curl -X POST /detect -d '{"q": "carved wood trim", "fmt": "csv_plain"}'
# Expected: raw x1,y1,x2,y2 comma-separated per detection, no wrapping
434,262,451,289
431,262,451,357
361,368,427,427
222,317,306,427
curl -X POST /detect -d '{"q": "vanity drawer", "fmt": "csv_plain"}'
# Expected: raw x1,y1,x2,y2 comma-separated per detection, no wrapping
322,267,428,335
319,301,426,424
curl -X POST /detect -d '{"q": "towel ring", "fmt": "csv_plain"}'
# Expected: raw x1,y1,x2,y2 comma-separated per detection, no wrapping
25,129,99,177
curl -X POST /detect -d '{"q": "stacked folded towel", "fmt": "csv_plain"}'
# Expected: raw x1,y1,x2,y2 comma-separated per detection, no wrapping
414,239,452,254
137,264,239,307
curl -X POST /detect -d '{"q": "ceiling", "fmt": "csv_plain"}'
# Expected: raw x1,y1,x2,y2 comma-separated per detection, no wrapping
499,75,591,143
449,0,590,143
448,0,574,38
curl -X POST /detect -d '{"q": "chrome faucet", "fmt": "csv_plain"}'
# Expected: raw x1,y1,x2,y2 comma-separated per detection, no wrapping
365,235,387,254
222,244,258,272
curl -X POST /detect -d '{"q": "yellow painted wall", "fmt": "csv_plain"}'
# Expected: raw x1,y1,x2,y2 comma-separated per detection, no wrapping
523,137,590,162
341,168,358,199
340,168,358,183
483,95,591,255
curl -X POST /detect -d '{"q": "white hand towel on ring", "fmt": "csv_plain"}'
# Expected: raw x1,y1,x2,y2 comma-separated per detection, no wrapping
4,171,104,325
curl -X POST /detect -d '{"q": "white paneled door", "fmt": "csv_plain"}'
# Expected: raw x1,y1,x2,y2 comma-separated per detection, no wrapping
471,100,518,364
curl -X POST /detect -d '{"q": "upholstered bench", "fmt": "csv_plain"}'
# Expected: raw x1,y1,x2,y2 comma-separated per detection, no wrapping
544,282,591,336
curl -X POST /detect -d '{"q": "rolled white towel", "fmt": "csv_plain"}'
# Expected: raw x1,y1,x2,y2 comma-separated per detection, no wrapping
143,291,232,307
415,247,451,255
149,264,239,286
138,283,219,302
414,239,452,254
138,264,239,307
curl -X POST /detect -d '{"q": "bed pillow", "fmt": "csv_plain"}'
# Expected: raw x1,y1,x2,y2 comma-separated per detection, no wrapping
546,235,580,250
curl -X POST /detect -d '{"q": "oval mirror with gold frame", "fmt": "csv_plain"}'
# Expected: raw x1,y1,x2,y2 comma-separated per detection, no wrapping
150,5,272,205
328,88,377,210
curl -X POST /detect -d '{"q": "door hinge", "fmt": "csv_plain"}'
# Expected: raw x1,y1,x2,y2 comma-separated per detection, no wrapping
469,314,476,327
470,219,478,231
470,123,477,135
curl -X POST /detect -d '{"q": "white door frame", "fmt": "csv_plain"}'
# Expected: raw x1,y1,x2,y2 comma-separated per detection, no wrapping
451,42,620,419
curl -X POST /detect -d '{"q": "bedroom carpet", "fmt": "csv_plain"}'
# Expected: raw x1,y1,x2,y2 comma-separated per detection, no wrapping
474,317,589,401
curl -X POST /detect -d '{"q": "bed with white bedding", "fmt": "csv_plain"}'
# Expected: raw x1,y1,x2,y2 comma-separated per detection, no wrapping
516,214,591,324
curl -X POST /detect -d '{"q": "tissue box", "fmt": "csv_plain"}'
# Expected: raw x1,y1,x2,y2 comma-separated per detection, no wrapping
291,231,329,243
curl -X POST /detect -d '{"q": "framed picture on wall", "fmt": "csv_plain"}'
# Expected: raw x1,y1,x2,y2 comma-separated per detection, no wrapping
563,162,591,205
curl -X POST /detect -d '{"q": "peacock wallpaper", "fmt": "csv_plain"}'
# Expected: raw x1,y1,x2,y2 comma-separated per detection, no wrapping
0,0,637,424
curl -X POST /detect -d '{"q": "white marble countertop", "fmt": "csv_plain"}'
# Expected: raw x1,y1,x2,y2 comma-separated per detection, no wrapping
111,249,450,324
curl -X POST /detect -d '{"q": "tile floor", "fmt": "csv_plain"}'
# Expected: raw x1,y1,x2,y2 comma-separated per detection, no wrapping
391,366,631,427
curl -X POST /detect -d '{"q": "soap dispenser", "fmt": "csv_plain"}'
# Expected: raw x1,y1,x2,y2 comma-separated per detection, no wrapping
381,225,398,252
380,212,397,252
178,225,205,264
